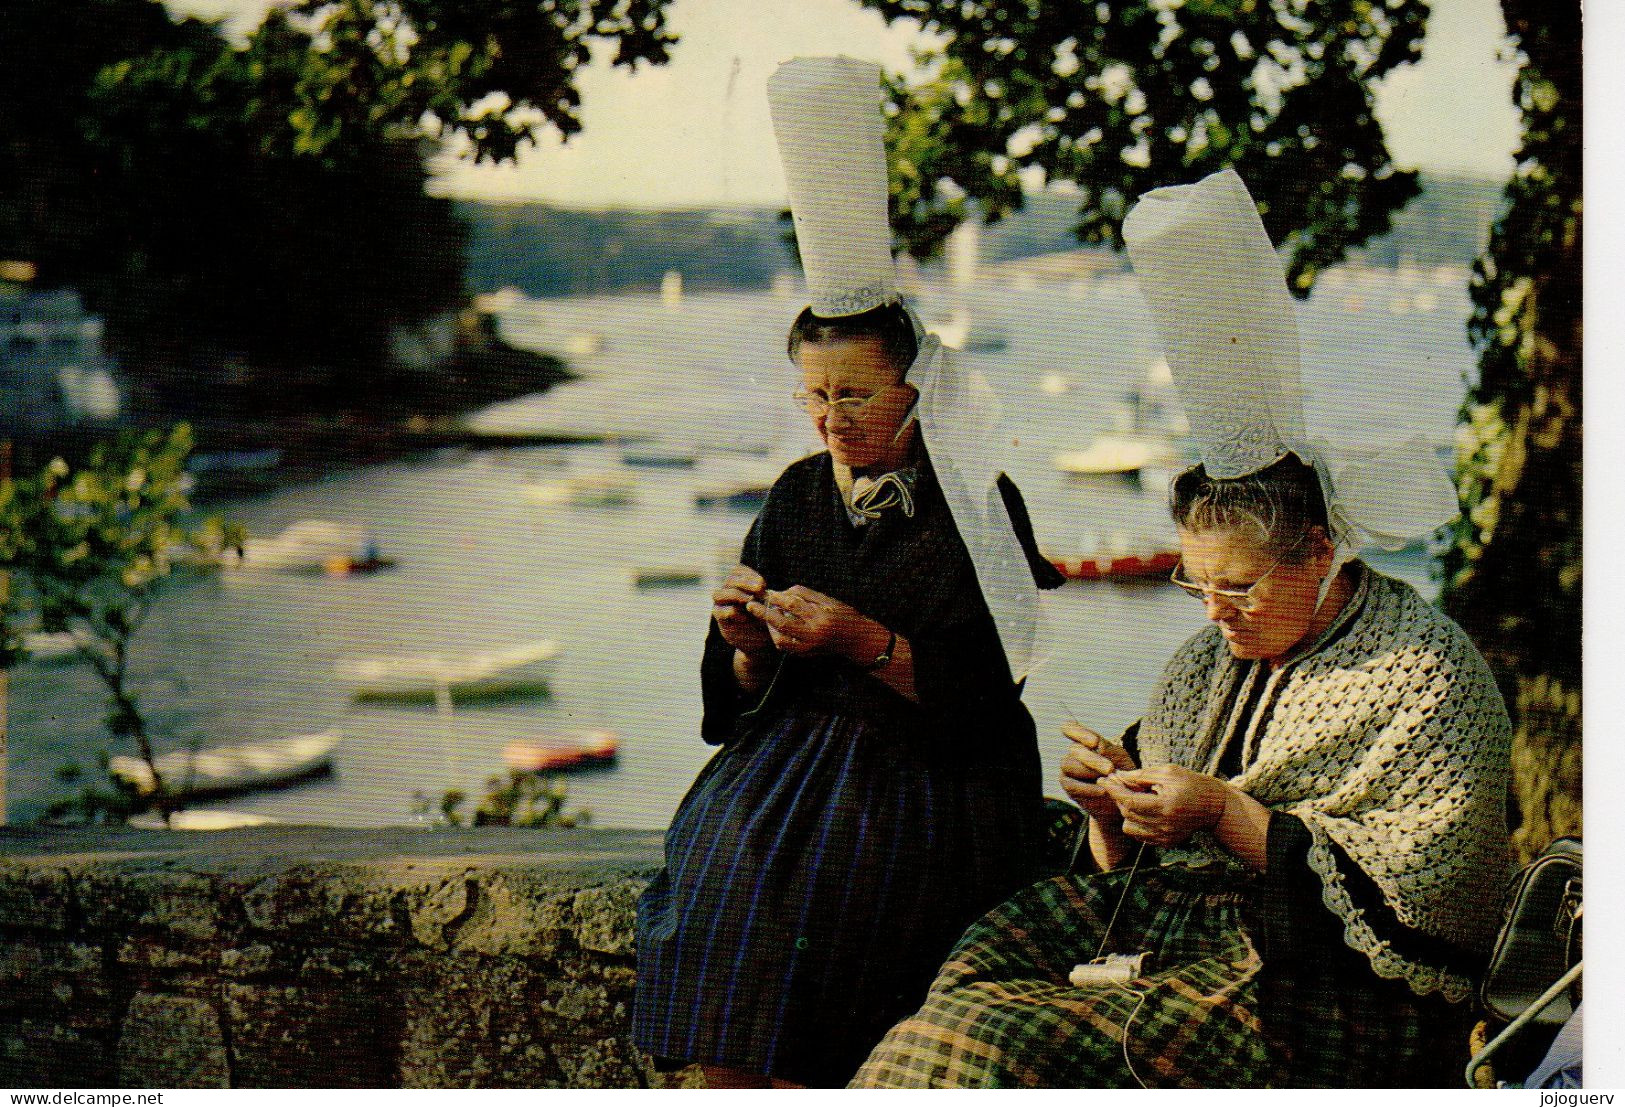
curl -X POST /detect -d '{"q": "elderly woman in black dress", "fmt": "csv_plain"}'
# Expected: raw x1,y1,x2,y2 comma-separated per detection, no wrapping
630,56,1062,1089
632,295,1062,1088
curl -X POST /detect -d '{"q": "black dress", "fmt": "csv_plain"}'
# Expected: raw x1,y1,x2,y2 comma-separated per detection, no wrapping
632,451,1062,1086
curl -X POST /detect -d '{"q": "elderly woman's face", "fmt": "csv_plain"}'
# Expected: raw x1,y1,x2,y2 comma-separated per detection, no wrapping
796,337,918,470
1176,526,1334,662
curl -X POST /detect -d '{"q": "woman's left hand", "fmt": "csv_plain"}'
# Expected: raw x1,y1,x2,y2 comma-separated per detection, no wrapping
1099,766,1232,848
747,585,883,662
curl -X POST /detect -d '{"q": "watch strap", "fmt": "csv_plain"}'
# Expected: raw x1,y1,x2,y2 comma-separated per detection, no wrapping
864,629,897,672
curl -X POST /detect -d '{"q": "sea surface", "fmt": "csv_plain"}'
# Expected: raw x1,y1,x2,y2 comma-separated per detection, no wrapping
7,266,1474,828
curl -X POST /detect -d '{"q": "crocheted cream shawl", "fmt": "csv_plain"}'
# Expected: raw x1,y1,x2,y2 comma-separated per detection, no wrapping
1137,565,1512,1002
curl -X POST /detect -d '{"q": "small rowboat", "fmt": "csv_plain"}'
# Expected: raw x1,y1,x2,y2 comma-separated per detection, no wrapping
632,566,706,588
337,638,562,705
503,730,620,774
1049,549,1180,582
1053,434,1180,477
224,520,374,572
109,732,339,801
22,631,81,665
693,478,772,511
128,810,278,830
622,444,698,469
321,553,397,577
694,459,783,511
520,474,637,507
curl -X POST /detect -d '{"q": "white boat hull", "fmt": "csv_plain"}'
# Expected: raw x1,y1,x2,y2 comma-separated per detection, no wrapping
225,520,371,572
337,639,562,700
520,475,636,508
1054,434,1180,476
128,810,278,830
109,732,339,800
22,631,80,664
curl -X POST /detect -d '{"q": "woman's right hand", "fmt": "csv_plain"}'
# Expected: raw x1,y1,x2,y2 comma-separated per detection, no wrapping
1059,722,1138,827
713,565,775,658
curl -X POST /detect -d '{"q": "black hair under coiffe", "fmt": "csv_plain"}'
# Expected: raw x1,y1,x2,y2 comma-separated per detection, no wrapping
786,301,918,376
1169,452,1331,561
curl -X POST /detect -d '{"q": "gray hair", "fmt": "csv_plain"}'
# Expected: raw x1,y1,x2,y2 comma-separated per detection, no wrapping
786,301,918,377
1169,453,1330,561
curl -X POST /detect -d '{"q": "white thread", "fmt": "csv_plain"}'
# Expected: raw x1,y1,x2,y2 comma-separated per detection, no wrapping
1117,983,1152,1089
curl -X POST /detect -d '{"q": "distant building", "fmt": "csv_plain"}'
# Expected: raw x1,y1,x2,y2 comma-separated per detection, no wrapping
0,273,122,437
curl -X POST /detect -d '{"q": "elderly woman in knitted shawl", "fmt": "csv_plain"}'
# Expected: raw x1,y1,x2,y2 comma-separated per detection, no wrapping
851,170,1513,1090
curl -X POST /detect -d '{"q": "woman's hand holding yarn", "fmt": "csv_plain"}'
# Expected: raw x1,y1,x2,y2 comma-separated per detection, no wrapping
1101,765,1232,848
1059,723,1138,829
747,585,884,662
713,565,775,658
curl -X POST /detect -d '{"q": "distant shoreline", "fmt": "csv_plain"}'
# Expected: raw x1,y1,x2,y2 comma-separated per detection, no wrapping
185,332,591,500
6,331,585,499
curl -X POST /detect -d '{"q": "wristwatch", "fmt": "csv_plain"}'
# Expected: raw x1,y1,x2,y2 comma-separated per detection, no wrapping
864,629,897,672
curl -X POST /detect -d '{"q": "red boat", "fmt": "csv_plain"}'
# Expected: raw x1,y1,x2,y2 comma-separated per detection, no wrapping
1049,549,1180,582
321,553,398,577
503,730,620,773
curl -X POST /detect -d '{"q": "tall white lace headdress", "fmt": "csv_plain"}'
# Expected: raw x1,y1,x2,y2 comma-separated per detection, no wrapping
767,56,1043,679
1121,168,1459,575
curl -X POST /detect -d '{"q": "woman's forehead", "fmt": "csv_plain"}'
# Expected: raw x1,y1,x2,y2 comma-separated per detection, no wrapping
1177,525,1273,572
797,337,902,386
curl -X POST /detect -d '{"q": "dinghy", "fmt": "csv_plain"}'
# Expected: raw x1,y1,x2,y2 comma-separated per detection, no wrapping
109,732,339,801
337,639,562,704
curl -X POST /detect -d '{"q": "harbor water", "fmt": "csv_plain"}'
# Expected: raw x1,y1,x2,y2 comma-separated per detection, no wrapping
7,267,1472,828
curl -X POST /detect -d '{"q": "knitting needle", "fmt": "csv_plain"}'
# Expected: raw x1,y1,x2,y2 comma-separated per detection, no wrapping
1057,697,1108,872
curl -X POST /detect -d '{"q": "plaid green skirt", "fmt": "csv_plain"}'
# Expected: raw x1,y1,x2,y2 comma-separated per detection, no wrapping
851,866,1464,1089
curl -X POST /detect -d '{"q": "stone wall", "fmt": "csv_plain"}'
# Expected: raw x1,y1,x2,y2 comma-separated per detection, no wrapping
0,826,681,1088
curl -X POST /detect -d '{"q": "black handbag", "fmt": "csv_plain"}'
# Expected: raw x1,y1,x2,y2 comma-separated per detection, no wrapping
1479,836,1582,1027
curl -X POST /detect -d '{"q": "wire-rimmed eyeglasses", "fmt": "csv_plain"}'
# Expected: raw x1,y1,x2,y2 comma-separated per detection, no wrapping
1169,535,1309,613
791,385,900,420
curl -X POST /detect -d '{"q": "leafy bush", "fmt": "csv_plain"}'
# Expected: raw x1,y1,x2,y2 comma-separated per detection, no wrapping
412,771,590,829
1,423,239,823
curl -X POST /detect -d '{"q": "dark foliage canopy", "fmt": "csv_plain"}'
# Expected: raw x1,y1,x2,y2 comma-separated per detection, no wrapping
860,0,1429,295
0,0,674,410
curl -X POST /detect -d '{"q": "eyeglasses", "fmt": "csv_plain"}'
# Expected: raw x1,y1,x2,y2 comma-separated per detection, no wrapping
1169,536,1308,613
791,385,899,419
